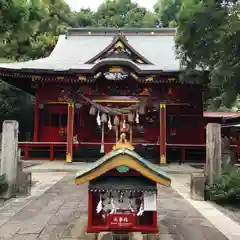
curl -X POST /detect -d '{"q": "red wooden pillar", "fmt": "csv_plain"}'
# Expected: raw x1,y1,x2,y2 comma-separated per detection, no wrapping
152,211,158,232
33,90,40,142
50,144,54,161
160,104,167,164
66,102,74,163
24,144,29,160
87,191,93,232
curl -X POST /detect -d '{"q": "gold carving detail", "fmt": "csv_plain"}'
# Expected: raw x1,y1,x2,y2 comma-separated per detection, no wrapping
32,76,41,81
112,133,134,151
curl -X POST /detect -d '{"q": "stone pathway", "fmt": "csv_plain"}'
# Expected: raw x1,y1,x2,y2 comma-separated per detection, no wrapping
170,174,240,240
213,204,240,225
0,173,231,240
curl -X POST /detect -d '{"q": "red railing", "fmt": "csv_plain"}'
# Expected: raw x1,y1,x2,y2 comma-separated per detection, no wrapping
17,142,240,162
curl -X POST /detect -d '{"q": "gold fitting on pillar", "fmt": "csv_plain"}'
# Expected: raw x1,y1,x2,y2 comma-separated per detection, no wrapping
160,155,166,164
160,104,166,109
66,153,72,163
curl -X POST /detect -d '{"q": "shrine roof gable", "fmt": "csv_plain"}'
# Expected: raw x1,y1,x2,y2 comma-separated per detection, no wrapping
75,148,171,187
85,35,153,65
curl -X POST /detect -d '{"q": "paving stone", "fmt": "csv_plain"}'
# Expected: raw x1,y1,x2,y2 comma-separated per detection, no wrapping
17,213,53,234
200,226,228,240
129,232,143,240
158,234,178,240
37,224,68,240
61,201,81,209
61,215,87,238
158,222,170,234
47,209,82,225
97,232,113,240
0,222,21,239
40,198,64,214
11,234,39,240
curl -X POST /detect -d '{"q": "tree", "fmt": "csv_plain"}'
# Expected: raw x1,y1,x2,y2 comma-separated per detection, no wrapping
176,0,240,110
73,8,96,27
0,80,34,139
0,0,76,61
154,0,181,27
94,0,158,28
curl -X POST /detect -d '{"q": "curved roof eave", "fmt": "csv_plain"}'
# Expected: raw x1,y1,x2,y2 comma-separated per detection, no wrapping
75,148,171,187
0,59,181,75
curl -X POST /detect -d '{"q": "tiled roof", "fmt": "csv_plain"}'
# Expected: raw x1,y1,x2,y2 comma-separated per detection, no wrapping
0,28,180,73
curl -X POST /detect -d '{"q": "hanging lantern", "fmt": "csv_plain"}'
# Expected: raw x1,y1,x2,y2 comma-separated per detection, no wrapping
101,113,107,123
113,116,120,126
128,113,134,122
89,106,96,115
139,105,145,115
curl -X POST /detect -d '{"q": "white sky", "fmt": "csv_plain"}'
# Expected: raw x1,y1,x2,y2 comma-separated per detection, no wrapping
65,0,157,11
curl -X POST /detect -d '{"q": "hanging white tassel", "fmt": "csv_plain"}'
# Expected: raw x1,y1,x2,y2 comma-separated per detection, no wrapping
128,192,134,212
96,194,103,213
96,195,103,213
128,198,135,212
100,123,105,153
97,111,101,126
108,115,112,130
110,198,116,214
135,111,139,124
119,192,124,203
137,203,144,216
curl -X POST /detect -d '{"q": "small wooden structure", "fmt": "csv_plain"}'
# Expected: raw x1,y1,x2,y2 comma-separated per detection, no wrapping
75,134,171,233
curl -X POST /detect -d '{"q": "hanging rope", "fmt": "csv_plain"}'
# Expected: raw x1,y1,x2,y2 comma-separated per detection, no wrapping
100,123,105,153
79,93,145,115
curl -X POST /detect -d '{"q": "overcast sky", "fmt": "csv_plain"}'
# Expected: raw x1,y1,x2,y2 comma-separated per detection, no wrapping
65,0,157,11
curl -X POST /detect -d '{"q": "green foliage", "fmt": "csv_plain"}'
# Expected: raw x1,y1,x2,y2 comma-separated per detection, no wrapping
154,0,181,27
0,174,8,194
206,167,240,204
94,0,158,28
0,80,34,140
176,0,240,109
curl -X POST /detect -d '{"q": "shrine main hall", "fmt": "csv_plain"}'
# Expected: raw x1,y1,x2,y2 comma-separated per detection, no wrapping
0,28,205,163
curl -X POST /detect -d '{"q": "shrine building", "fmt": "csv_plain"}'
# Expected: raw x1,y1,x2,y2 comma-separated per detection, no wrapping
0,28,205,163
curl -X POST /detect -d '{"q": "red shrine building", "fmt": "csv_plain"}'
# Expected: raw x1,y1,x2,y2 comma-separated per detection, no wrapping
0,28,205,163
